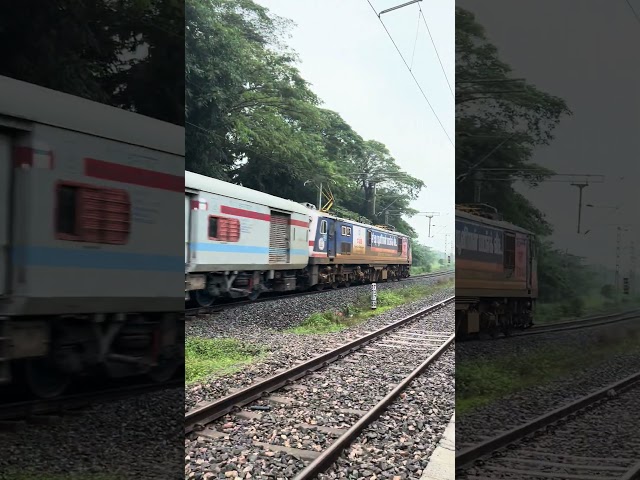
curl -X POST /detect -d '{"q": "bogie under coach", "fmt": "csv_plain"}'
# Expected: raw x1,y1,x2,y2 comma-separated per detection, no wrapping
0,76,184,398
185,172,412,306
455,207,538,337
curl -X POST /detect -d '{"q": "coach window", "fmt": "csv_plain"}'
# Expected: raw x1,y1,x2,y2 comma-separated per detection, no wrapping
367,231,372,246
320,220,327,235
208,216,219,239
56,185,78,236
397,237,402,253
55,183,130,244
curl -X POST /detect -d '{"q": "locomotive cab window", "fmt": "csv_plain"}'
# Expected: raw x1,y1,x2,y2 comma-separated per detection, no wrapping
504,233,516,270
397,237,402,253
320,220,327,234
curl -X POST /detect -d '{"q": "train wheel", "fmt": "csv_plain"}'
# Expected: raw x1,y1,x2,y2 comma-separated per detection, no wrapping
343,282,351,288
314,283,325,291
192,289,215,307
248,289,261,301
331,282,338,290
24,358,71,399
148,355,180,383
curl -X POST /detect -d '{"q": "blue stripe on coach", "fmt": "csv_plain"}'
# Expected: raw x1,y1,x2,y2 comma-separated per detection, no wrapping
191,243,308,256
12,246,182,272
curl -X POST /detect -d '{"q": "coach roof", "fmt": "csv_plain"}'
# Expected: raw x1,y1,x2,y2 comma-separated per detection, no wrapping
0,75,184,156
186,171,312,217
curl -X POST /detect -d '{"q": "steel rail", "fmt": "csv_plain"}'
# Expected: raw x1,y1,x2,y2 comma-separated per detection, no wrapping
455,371,640,468
184,296,455,434
519,311,640,337
621,461,640,480
292,333,455,480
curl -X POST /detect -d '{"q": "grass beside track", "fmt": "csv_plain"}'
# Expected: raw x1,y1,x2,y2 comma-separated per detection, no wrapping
456,323,640,416
286,279,454,335
535,296,640,325
185,338,265,384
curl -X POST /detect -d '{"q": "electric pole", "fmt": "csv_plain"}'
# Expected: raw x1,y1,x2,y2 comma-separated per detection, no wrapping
571,182,589,234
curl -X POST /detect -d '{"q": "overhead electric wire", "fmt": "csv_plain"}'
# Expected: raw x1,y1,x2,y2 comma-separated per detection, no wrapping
365,0,454,147
418,4,454,97
410,9,421,71
626,0,640,25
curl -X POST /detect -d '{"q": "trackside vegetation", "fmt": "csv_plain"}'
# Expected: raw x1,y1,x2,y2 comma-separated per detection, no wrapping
185,338,266,384
456,325,640,415
286,279,454,335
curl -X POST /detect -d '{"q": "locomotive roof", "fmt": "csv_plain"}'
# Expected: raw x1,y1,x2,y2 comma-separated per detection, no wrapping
0,75,184,156
313,211,409,238
456,209,534,235
186,171,312,216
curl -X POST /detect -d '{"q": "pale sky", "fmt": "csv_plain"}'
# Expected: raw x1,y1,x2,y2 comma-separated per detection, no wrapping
256,0,455,253
458,0,640,272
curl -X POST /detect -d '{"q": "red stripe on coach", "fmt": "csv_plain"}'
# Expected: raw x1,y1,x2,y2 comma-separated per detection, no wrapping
220,205,271,221
290,219,309,227
13,146,54,169
84,158,183,192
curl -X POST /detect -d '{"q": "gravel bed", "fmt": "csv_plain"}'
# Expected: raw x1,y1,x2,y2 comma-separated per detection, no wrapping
457,318,640,449
0,386,183,479
185,306,454,480
186,275,453,411
318,347,455,480
460,382,640,479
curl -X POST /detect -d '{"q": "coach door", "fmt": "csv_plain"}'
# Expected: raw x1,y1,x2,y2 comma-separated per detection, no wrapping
0,134,10,295
184,195,191,264
327,219,336,259
269,211,290,264
526,237,533,293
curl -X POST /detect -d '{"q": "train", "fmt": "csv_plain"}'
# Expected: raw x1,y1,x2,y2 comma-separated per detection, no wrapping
185,171,412,306
0,76,184,398
455,206,538,337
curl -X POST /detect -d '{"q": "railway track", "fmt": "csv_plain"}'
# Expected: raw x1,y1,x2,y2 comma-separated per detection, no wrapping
521,308,640,335
456,371,640,479
463,308,640,342
186,269,454,318
185,296,455,479
0,378,183,427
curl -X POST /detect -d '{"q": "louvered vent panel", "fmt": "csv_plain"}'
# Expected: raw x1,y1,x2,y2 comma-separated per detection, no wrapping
269,212,289,264
80,188,130,244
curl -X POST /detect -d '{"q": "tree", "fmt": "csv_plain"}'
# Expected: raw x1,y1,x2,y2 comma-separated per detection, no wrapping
185,0,425,237
455,7,570,235
0,0,184,125
601,284,615,300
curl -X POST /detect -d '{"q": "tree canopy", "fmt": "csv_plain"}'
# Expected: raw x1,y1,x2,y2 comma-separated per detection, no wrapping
455,7,569,236
0,0,184,125
455,7,605,304
186,0,425,238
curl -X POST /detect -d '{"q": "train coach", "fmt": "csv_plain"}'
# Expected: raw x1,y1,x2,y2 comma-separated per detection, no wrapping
185,172,412,306
455,207,538,337
0,76,184,398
